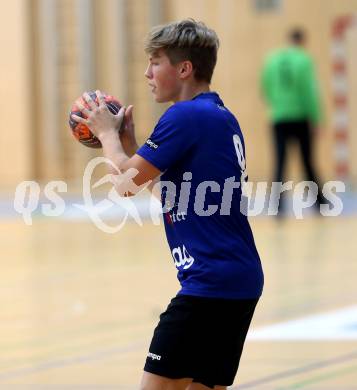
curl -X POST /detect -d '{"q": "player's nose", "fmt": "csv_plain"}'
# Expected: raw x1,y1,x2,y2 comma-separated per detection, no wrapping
144,64,152,79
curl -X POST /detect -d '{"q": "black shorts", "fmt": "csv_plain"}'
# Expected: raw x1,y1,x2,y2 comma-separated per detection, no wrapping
144,295,258,388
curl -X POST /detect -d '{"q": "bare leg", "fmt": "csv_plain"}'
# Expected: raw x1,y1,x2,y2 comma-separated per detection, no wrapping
140,372,192,390
187,384,227,390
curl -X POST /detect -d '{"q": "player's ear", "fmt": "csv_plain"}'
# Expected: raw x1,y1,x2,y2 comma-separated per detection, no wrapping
179,61,193,79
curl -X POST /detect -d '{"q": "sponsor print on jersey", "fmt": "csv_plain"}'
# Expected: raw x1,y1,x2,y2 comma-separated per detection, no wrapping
165,211,187,225
171,245,195,270
145,138,159,150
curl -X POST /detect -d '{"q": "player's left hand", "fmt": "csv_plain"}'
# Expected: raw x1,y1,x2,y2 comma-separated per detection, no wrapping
72,90,125,140
120,105,139,157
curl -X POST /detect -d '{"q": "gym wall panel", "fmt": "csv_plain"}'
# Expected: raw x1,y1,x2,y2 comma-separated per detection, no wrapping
0,0,32,187
1,0,357,188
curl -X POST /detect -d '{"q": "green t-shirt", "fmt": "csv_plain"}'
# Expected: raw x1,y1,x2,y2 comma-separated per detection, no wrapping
261,47,321,125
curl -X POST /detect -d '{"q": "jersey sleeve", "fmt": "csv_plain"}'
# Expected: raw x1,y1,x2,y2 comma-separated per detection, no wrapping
136,104,196,172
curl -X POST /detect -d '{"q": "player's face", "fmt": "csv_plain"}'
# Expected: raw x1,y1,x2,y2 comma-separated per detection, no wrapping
145,51,183,103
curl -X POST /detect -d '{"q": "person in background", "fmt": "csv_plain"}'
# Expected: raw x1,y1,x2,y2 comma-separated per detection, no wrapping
261,28,325,216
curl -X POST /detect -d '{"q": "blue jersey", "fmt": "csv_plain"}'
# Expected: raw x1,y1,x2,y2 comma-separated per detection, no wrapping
137,92,264,299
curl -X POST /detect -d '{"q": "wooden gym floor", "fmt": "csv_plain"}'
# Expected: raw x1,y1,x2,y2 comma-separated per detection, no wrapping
0,212,357,389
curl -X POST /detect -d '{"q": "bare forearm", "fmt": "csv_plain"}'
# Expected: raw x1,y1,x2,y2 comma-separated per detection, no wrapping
99,130,160,198
147,176,161,199
99,129,130,173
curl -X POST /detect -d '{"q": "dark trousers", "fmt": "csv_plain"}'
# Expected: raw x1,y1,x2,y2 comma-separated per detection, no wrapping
273,120,324,213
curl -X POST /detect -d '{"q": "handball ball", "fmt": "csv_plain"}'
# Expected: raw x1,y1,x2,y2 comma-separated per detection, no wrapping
69,91,121,148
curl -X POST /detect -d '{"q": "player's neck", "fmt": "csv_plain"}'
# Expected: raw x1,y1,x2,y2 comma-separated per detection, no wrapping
173,82,210,103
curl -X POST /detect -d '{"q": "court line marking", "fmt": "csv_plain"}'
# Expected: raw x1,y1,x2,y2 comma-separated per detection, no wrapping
276,364,357,389
233,350,357,389
0,340,146,382
247,305,357,340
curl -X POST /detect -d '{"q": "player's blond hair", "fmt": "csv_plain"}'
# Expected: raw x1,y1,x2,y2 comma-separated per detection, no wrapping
144,19,219,84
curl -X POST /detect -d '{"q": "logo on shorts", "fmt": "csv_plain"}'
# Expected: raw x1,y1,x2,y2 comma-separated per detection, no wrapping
146,139,159,150
148,352,161,361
